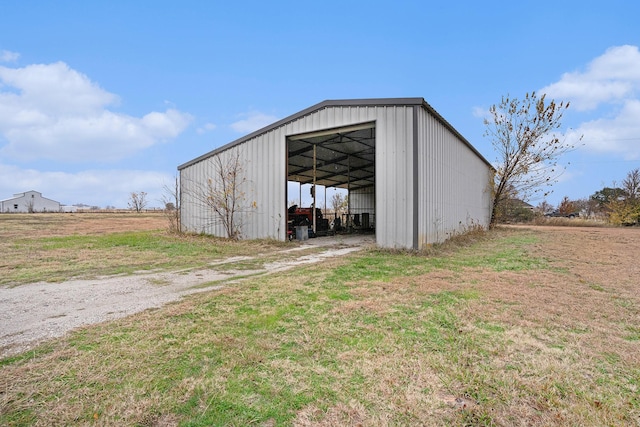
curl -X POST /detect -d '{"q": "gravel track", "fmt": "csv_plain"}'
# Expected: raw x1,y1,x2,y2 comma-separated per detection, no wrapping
1,236,372,357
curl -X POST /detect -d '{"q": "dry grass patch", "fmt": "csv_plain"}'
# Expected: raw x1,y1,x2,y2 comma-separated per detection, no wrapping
1,226,639,426
531,216,608,227
0,213,298,286
0,212,167,238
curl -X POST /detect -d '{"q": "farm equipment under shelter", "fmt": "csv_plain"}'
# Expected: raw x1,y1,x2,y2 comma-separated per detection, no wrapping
288,205,329,240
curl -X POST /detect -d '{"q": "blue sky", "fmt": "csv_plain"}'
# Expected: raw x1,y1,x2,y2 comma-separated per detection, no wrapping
1,1,639,208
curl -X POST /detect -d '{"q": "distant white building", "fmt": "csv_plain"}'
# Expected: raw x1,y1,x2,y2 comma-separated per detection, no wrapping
61,205,78,213
0,190,61,213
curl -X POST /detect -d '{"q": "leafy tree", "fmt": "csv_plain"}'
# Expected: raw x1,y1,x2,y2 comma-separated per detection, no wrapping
509,204,535,222
557,196,575,215
591,169,640,225
490,184,519,223
590,187,625,212
608,168,640,225
496,197,534,223
484,92,575,225
607,199,640,225
128,191,148,213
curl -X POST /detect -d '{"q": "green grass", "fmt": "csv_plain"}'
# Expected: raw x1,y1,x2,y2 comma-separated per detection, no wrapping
624,326,640,341
1,226,638,426
1,230,293,286
328,232,549,285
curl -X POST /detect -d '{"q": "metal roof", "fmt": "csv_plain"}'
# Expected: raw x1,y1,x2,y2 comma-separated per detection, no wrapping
178,98,493,179
178,98,491,170
286,121,375,190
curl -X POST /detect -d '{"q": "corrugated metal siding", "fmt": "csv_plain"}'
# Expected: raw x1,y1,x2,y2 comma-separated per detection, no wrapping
374,106,414,248
349,187,375,212
180,134,286,239
350,187,376,228
416,106,491,246
180,100,490,249
181,104,416,246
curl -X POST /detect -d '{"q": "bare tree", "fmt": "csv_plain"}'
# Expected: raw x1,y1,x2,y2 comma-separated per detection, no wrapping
536,200,554,215
571,198,595,218
128,191,148,213
330,192,346,216
622,168,640,201
484,92,576,225
188,150,254,239
161,176,181,233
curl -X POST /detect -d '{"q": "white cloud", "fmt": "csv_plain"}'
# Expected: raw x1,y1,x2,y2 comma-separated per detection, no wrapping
0,50,20,63
230,111,278,134
0,61,192,162
540,45,640,111
0,62,118,115
196,122,217,135
0,163,172,208
565,99,640,160
538,45,640,161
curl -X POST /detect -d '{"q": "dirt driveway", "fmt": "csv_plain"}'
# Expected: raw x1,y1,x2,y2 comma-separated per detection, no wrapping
0,235,374,357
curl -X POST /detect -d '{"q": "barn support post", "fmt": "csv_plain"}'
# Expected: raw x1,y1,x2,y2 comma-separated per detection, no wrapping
312,144,317,234
324,186,326,217
347,155,351,230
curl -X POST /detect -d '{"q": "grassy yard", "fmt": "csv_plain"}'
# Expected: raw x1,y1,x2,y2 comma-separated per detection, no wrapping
0,213,290,286
0,218,639,426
